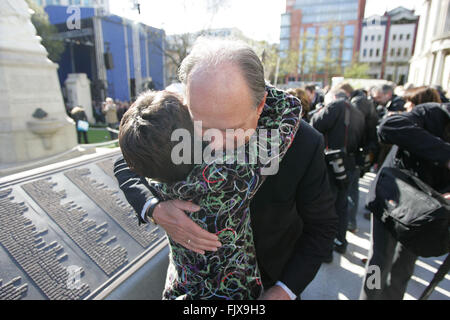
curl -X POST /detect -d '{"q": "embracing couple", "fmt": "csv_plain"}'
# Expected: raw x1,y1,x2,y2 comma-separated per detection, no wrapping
114,38,338,300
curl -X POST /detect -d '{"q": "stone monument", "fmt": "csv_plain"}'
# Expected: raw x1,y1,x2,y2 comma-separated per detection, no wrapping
0,0,78,171
65,73,94,123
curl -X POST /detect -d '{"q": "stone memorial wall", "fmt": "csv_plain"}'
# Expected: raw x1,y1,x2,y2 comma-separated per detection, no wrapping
0,151,166,300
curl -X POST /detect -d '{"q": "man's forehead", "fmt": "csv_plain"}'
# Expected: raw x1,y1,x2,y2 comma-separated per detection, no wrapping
186,65,253,114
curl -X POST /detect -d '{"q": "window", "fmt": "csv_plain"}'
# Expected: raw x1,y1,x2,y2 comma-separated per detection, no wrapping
397,48,402,56
281,13,291,27
306,39,315,49
365,35,368,41
378,35,382,41
404,48,409,56
393,34,396,40
343,38,354,49
342,49,353,62
344,25,355,37
306,27,316,38
369,49,373,57
390,48,395,56
280,39,290,52
406,34,411,40
280,26,290,39
319,27,328,37
399,34,403,40
371,35,375,41
376,48,380,57
363,49,367,57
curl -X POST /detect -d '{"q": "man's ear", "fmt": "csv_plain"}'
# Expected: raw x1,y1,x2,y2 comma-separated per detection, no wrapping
257,92,268,116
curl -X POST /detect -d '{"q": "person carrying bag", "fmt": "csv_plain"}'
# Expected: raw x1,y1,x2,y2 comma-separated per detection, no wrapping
361,103,450,300
367,145,449,258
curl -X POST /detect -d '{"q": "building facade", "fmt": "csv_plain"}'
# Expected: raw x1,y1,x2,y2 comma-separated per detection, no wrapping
279,0,366,86
42,5,164,103
33,0,110,13
408,0,450,91
359,7,419,85
164,28,248,85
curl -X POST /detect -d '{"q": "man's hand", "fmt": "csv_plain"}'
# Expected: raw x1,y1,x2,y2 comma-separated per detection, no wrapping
153,199,222,254
258,285,292,300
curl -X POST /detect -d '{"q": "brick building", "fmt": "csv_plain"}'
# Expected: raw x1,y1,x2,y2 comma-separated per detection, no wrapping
279,0,366,86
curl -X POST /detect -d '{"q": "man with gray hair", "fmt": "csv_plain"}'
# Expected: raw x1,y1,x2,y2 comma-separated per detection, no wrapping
370,84,405,119
114,38,338,299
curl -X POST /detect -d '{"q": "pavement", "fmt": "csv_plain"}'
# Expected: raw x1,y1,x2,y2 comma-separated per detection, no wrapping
301,172,450,300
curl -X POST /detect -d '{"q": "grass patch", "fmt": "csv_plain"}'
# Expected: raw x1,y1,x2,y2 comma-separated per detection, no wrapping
87,129,112,144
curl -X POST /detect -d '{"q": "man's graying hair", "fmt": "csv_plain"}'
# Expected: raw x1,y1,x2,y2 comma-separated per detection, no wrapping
178,38,266,109
372,84,393,95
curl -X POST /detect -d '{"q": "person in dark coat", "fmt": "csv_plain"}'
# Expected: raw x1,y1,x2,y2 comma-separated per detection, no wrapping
360,103,450,300
310,89,365,259
114,39,338,300
370,84,405,120
70,106,89,144
305,85,324,111
334,83,380,231
431,85,450,103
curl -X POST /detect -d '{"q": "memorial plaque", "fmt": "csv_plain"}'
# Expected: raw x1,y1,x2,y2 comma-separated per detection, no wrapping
0,151,167,300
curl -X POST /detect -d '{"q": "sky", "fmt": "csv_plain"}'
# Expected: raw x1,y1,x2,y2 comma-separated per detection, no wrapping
109,0,423,44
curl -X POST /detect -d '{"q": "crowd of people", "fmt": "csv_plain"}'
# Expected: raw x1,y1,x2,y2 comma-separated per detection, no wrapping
92,98,131,127
110,38,448,300
66,97,132,144
286,80,449,299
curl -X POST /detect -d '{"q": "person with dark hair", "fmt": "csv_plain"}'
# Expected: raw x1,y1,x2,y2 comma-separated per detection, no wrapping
310,89,365,260
119,91,195,183
403,86,442,112
305,84,324,111
70,106,89,144
114,38,337,300
119,85,303,299
348,88,379,231
370,84,405,119
286,87,310,120
431,85,450,103
361,103,450,300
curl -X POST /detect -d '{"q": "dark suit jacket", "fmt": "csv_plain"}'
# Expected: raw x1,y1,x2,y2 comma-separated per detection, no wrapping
114,120,338,296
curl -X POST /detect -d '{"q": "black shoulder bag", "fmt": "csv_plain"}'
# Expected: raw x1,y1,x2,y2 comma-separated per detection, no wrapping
366,147,450,258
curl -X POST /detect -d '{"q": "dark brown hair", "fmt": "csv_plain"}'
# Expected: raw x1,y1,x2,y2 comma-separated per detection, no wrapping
404,86,442,106
119,90,195,183
334,82,354,97
304,85,316,93
286,87,310,114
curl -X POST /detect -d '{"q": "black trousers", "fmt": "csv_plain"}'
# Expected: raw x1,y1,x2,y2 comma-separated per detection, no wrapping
77,130,89,144
360,215,417,300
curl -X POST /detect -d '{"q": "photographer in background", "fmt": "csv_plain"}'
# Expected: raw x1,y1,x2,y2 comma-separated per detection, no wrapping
310,89,365,261
361,102,450,300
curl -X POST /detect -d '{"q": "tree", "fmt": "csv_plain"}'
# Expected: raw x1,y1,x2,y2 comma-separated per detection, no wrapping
26,0,65,62
163,33,197,84
343,61,370,79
